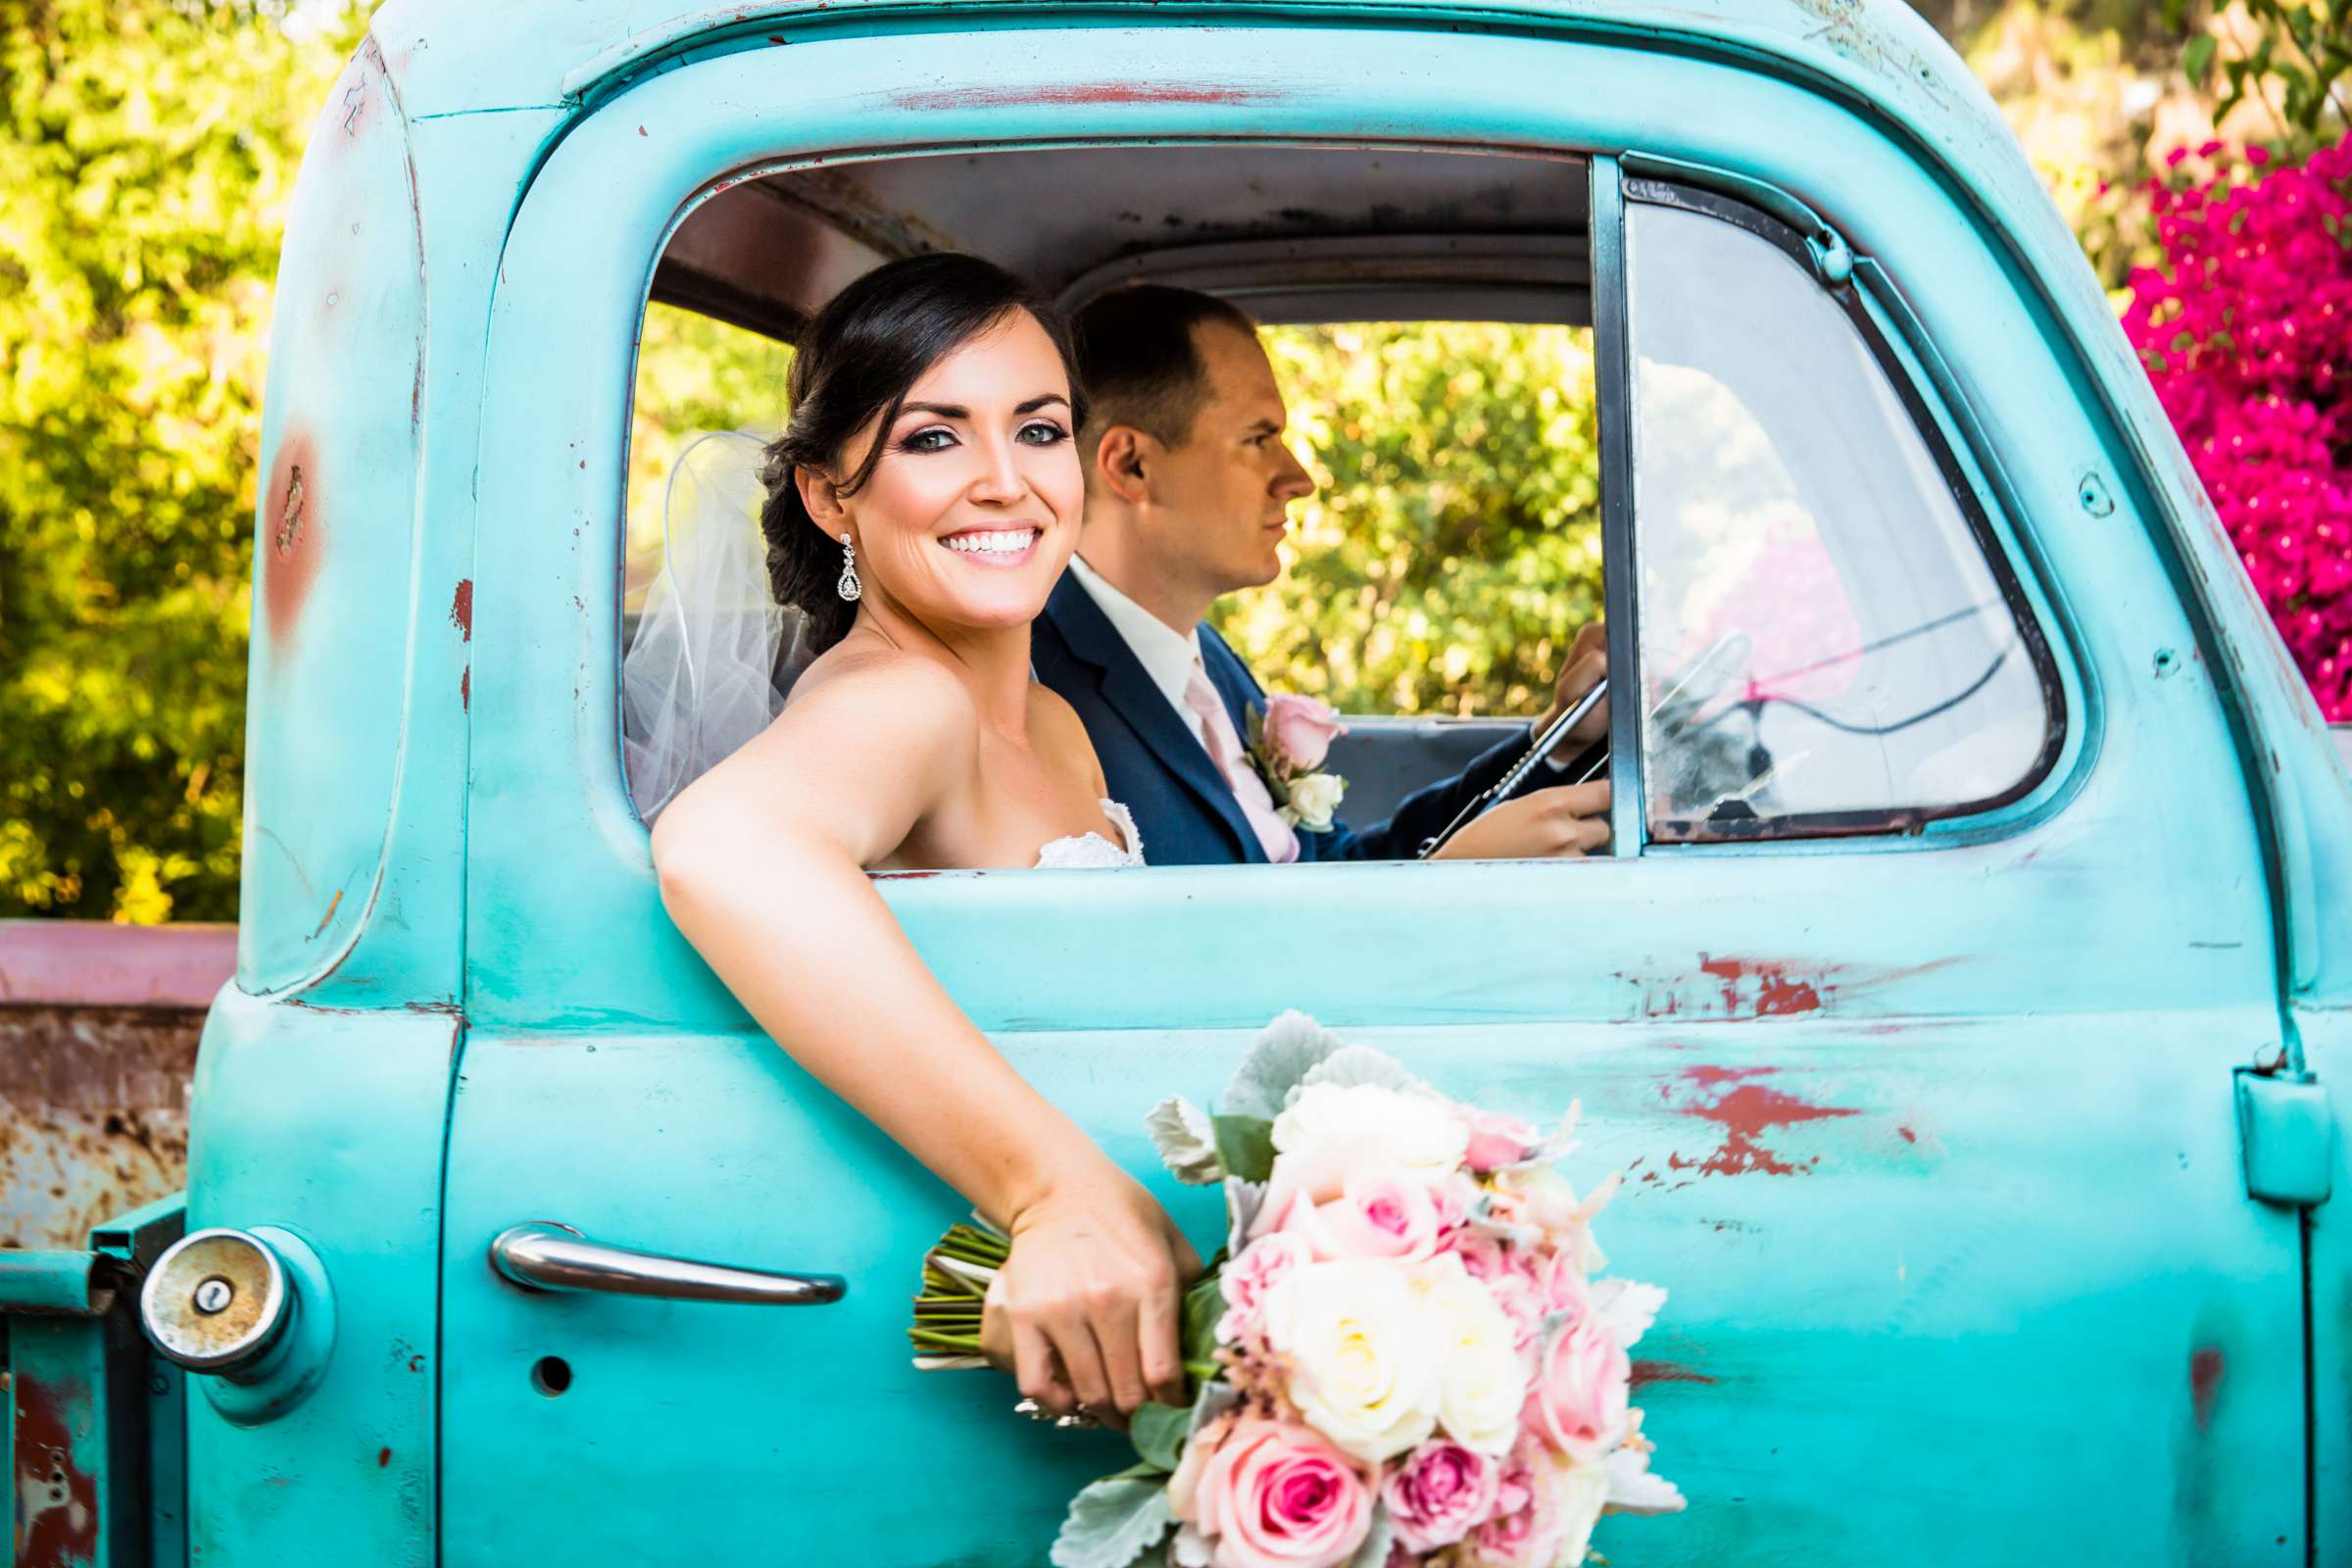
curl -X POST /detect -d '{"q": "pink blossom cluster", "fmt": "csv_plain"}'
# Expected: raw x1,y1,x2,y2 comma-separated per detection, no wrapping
1168,1096,1681,1568
2123,136,2352,720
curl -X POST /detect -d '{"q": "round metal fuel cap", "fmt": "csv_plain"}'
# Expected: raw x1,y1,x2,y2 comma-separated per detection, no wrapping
140,1228,291,1372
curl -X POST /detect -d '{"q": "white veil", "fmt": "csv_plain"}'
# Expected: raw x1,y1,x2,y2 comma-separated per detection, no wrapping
622,429,817,822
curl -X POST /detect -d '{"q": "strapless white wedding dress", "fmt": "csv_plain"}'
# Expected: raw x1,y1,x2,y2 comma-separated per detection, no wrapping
1033,800,1146,869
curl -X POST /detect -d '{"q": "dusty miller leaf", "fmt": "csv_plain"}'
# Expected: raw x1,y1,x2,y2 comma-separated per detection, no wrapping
1220,1010,1345,1120
1291,1043,1433,1104
1050,1478,1174,1568
1145,1096,1225,1185
1223,1176,1266,1256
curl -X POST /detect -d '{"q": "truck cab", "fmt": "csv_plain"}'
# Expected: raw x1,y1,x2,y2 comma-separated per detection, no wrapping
9,2,2352,1563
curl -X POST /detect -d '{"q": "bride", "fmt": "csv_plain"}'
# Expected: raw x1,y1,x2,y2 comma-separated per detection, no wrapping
640,253,1199,1432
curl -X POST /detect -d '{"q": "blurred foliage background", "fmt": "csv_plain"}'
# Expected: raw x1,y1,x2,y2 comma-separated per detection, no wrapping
7,0,2347,917
1,0,361,919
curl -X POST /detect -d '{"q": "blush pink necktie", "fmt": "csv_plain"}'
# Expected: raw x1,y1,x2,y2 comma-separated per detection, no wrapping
1183,661,1299,864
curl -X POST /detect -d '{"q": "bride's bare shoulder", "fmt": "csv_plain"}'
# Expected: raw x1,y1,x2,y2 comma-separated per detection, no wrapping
1027,683,1110,793
769,637,978,747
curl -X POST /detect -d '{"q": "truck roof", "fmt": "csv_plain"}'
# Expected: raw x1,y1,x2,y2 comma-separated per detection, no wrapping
363,0,2006,155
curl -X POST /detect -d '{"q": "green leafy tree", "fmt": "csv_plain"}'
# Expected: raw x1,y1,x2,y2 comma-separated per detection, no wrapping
0,0,360,920
1214,323,1604,716
2167,0,2350,157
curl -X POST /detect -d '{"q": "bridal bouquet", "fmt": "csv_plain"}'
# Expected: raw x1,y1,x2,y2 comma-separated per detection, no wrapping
908,1012,1683,1568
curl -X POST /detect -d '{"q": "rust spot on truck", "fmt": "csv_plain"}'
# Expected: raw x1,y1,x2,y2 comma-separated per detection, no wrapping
450,578,473,640
1697,955,1825,1016
1661,1064,1860,1177
893,82,1275,112
13,1371,99,1567
262,430,323,651
2188,1347,2224,1431
0,1007,198,1250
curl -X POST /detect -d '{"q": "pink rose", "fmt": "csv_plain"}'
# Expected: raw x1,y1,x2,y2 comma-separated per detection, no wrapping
1171,1416,1377,1568
1459,1109,1543,1173
1523,1318,1629,1463
1383,1440,1502,1553
1466,1438,1572,1568
1262,694,1345,771
1287,1167,1443,1263
1218,1231,1315,1345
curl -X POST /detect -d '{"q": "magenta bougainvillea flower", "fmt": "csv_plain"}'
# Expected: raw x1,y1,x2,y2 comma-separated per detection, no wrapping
2123,136,2352,721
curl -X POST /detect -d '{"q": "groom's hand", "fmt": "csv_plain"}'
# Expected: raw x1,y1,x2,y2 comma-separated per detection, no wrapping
1535,620,1610,744
1430,780,1612,860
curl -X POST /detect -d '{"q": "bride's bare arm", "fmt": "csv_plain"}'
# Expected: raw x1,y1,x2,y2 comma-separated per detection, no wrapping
650,654,1195,1422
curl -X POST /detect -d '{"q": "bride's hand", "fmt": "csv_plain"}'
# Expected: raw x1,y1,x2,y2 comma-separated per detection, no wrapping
978,1160,1201,1429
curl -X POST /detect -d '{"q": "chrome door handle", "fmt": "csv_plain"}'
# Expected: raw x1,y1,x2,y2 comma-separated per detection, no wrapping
488,1222,846,1305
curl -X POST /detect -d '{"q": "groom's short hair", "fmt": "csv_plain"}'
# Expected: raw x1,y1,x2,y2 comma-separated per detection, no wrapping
1071,284,1261,451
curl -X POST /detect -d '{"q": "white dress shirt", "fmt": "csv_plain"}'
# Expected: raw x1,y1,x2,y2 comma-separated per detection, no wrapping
1065,554,1203,729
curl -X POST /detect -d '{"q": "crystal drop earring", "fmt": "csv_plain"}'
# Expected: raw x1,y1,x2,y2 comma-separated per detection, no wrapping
836,532,861,602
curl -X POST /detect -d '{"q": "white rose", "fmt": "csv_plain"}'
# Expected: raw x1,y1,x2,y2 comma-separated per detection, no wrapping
1415,1253,1530,1455
1279,769,1347,831
1260,1258,1440,1463
1273,1083,1469,1190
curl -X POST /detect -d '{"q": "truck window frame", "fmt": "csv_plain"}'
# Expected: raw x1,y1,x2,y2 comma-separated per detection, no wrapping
1592,163,2071,851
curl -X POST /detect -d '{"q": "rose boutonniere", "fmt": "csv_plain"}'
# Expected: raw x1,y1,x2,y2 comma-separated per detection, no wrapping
1247,693,1348,832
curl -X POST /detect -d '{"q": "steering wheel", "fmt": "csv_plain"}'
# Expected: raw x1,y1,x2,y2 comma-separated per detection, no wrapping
1493,628,1755,806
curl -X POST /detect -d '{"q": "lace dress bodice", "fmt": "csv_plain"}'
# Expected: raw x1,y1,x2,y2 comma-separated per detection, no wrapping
1033,800,1146,869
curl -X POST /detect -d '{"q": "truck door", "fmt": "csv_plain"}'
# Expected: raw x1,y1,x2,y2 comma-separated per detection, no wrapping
437,21,2305,1566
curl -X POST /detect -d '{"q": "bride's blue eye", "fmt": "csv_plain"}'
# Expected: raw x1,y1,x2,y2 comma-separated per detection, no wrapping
898,426,956,454
1017,420,1069,446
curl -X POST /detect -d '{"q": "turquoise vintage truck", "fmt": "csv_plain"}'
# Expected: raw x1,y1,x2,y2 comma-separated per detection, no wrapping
8,0,2351,1563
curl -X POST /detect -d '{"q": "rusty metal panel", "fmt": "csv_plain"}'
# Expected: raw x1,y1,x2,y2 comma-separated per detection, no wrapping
0,1008,198,1254
7,1307,159,1568
0,922,221,1253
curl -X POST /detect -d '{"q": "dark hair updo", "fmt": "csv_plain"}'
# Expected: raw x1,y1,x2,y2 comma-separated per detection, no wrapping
758,252,1089,650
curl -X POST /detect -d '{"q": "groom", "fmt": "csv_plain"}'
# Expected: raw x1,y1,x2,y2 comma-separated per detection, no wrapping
1032,285,1611,865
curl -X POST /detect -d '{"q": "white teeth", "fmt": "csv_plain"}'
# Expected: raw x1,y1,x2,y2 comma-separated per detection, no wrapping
943,529,1039,557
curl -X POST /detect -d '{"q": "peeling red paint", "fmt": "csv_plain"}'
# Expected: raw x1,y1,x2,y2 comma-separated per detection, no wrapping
1630,1359,1717,1387
450,578,473,640
261,430,323,649
2189,1347,2224,1431
1896,1124,1919,1145
1698,955,1826,1016
460,666,470,710
14,1372,99,1568
377,1446,393,1468
894,81,1276,112
1663,1064,1859,1177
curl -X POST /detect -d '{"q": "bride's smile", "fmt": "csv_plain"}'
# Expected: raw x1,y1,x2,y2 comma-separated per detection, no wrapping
939,523,1044,564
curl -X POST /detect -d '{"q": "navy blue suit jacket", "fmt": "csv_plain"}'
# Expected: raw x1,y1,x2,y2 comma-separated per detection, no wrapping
1032,573,1530,865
